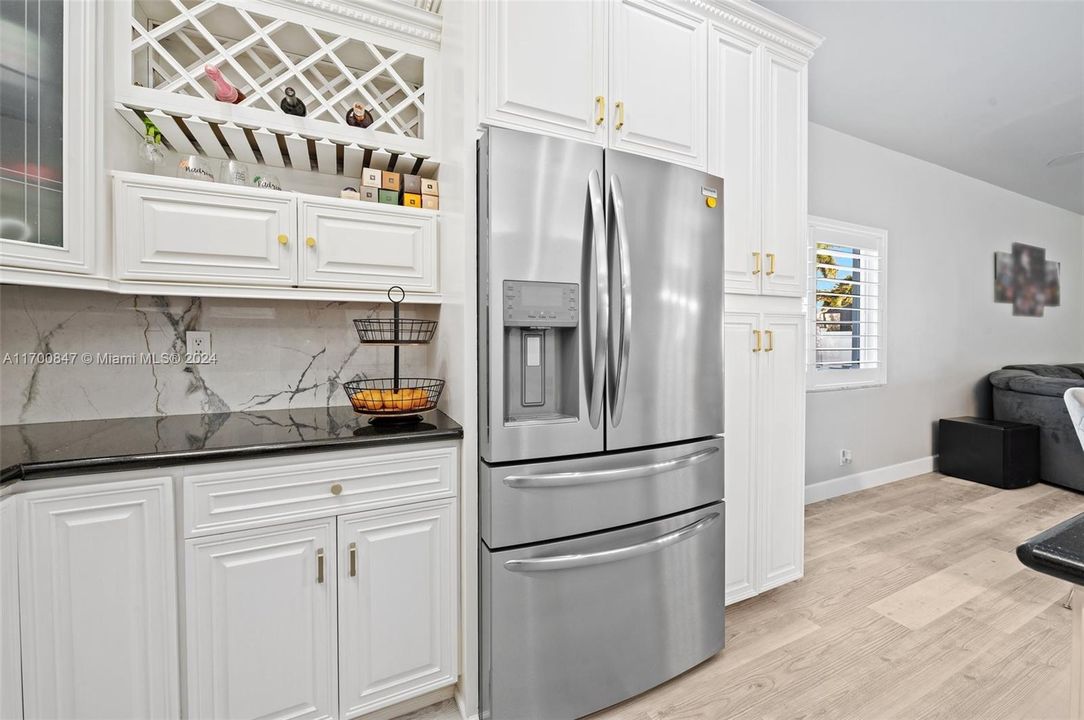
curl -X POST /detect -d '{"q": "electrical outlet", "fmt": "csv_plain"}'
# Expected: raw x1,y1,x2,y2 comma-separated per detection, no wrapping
840,449,853,466
186,331,211,362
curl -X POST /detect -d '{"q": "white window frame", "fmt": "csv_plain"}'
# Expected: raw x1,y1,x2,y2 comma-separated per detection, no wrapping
807,216,888,392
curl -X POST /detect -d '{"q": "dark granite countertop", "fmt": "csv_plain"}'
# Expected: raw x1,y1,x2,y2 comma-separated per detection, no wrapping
1,406,462,485
1017,512,1084,585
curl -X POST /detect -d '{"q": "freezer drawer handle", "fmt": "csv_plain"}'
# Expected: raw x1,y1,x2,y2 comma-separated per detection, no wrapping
503,512,720,572
503,446,718,488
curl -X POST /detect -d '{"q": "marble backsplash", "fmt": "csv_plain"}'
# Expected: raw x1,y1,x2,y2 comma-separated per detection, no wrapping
0,285,437,426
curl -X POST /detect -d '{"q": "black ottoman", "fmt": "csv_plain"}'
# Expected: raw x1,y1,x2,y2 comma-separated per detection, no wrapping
939,417,1039,488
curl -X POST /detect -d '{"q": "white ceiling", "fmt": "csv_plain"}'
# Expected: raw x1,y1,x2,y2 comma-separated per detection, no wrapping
761,0,1084,215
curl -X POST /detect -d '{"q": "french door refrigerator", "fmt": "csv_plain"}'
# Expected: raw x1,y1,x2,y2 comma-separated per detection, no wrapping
478,127,725,720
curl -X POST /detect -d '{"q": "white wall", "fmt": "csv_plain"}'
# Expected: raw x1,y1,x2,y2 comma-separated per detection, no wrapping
806,123,1084,489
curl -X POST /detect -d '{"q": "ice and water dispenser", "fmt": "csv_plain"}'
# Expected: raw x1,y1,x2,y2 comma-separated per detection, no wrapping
501,280,580,423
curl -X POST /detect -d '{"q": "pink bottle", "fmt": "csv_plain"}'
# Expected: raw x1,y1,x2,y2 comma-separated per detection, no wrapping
204,64,245,104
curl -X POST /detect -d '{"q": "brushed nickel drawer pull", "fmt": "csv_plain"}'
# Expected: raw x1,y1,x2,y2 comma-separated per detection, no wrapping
316,548,325,584
349,542,357,578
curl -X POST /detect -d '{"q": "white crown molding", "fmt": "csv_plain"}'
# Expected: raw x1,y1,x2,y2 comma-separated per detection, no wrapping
681,0,824,58
260,0,443,49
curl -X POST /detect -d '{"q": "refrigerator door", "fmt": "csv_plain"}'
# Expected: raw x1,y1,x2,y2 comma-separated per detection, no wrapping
479,127,607,463
480,437,724,548
604,150,725,450
481,502,725,720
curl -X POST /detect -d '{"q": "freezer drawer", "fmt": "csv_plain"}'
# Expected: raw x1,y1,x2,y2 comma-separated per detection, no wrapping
481,503,725,720
480,437,723,548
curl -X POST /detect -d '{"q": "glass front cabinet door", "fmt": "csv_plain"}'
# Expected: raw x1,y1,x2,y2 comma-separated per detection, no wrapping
0,0,99,278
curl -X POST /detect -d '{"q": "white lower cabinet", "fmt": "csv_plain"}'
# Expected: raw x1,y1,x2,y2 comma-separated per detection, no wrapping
16,477,180,719
724,301,805,604
185,520,338,720
338,500,458,717
1,499,23,720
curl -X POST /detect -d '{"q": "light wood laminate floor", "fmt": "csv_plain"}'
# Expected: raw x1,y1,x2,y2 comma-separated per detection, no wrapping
590,472,1084,720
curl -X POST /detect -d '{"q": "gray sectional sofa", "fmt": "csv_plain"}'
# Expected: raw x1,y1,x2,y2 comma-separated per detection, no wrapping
989,364,1084,491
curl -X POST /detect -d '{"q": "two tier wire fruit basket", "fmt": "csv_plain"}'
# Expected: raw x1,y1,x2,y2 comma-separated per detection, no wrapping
343,286,445,425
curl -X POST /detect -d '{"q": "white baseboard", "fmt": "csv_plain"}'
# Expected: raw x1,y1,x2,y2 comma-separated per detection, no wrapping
454,688,478,720
805,455,938,504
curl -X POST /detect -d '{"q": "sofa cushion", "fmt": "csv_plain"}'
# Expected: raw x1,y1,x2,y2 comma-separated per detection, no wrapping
1059,364,1084,379
989,369,1034,390
1006,375,1084,398
1003,364,1082,380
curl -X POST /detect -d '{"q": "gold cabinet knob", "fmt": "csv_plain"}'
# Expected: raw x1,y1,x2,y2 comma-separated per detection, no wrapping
306,237,316,248
277,234,289,245
330,483,343,496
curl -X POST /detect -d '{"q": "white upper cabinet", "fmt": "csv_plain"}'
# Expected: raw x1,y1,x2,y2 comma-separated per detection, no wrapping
609,0,707,168
299,198,439,293
185,520,338,720
709,23,761,295
481,0,607,144
0,0,100,280
17,478,180,720
114,175,296,286
760,48,808,298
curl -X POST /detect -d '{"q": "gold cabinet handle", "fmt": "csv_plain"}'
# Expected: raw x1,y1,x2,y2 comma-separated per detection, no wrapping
752,251,761,275
766,252,776,276
753,329,762,352
330,483,342,496
348,542,357,578
306,236,316,248
316,548,325,584
615,100,625,130
594,95,605,126
765,329,774,352
277,234,289,246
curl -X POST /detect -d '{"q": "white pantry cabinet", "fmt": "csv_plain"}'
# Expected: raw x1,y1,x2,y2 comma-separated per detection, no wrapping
708,22,812,298
16,477,180,719
1,499,22,720
480,0,607,143
299,197,439,294
479,0,708,169
609,0,707,167
185,520,338,720
113,173,440,298
724,303,805,604
338,500,458,717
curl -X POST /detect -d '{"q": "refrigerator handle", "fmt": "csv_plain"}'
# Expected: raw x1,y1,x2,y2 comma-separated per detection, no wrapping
608,175,633,426
583,169,609,430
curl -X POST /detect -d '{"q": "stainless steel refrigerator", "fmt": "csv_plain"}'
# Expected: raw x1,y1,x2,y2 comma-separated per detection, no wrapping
478,127,725,720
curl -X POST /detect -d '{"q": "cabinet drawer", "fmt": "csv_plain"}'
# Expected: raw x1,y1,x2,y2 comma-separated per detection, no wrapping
114,174,296,285
183,443,458,538
298,198,438,293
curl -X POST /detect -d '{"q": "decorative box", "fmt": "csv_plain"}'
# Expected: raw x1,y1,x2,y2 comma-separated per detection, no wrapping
403,193,422,208
422,195,439,210
361,168,382,188
403,174,422,194
378,189,400,205
359,187,379,202
381,171,401,191
421,178,439,196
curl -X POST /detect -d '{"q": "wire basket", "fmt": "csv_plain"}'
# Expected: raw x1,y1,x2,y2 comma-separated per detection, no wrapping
353,317,438,344
343,377,445,420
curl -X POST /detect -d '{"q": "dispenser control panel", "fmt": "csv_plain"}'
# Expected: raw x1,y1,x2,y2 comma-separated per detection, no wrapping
502,281,579,327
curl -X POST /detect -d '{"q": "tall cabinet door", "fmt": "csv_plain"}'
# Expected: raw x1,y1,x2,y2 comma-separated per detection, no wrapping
1,499,22,720
18,478,179,720
481,0,607,143
338,500,457,718
760,48,808,297
758,313,806,589
723,313,760,604
185,520,337,720
609,0,707,168
709,25,761,295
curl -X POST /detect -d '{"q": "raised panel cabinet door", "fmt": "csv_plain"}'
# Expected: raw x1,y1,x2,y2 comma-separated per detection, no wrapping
757,314,805,589
760,48,808,297
17,478,179,720
298,200,438,294
723,313,760,604
482,0,607,143
1,499,22,720
709,25,761,295
338,499,457,717
185,519,337,720
114,175,297,285
609,0,707,168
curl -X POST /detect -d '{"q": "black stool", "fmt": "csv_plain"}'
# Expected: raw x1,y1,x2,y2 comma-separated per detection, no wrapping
939,417,1039,488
